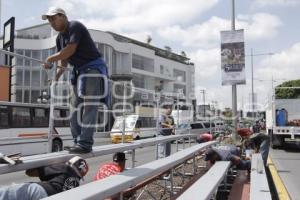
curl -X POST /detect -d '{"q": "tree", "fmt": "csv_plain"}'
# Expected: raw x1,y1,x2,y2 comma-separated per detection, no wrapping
275,79,300,99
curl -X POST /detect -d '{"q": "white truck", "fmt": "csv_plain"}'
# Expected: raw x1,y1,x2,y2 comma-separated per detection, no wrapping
266,92,300,148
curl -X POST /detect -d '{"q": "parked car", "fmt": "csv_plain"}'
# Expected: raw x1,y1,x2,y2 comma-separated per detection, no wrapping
176,121,212,135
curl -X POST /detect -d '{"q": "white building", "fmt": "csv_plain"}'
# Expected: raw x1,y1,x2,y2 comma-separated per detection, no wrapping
4,23,195,107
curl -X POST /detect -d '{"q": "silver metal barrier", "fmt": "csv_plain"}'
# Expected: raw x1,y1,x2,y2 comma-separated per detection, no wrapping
177,161,231,200
43,141,217,200
0,134,199,175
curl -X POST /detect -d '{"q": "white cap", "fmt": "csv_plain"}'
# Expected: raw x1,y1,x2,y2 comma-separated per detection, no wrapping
42,7,66,20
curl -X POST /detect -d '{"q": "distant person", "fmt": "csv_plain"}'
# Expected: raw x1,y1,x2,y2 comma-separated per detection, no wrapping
94,152,127,181
196,133,214,143
41,7,108,154
158,105,175,158
0,156,88,200
252,121,261,134
244,133,270,165
204,146,251,171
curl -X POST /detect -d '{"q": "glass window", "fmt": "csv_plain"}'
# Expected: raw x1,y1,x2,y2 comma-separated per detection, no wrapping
191,123,203,129
31,90,40,103
11,107,31,127
16,90,23,102
32,70,40,87
0,107,9,128
160,65,164,74
24,90,29,103
16,69,23,86
15,49,24,66
42,49,49,60
174,84,186,95
24,50,31,66
41,70,49,86
33,108,48,127
132,73,145,88
174,69,186,82
24,70,30,86
132,54,154,72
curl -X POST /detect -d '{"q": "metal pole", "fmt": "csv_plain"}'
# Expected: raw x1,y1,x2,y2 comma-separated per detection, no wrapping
122,82,126,144
47,65,57,153
231,0,238,142
203,90,206,119
155,93,160,160
251,48,255,120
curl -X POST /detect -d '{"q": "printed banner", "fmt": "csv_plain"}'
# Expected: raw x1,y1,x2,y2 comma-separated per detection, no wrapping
220,29,245,85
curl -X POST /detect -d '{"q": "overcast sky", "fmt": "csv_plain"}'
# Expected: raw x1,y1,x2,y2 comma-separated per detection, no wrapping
2,0,300,110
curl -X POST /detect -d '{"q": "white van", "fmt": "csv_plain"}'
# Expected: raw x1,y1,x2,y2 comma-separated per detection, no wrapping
176,121,212,135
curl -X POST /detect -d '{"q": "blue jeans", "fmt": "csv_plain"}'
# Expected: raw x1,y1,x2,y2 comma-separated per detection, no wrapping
236,160,251,171
0,183,48,200
70,69,102,150
158,135,171,158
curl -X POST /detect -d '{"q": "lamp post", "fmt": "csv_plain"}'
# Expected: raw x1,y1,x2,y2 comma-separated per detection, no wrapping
199,89,206,118
248,49,274,120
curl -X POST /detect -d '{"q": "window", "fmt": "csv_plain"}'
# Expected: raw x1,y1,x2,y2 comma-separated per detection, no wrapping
32,108,48,127
132,54,154,72
16,49,24,66
31,90,40,103
132,73,145,88
16,69,23,86
32,70,40,87
24,50,31,66
160,65,164,74
174,84,186,95
174,69,186,82
24,70,30,86
16,90,23,102
24,90,30,103
11,107,31,127
0,107,9,128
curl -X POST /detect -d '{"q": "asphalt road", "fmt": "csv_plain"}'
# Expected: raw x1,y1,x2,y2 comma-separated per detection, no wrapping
0,142,191,187
269,142,300,200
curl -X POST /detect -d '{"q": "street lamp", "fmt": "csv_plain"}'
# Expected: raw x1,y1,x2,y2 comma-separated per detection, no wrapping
199,89,206,118
248,49,274,120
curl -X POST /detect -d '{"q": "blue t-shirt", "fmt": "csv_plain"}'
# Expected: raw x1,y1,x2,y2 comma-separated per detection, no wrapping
213,145,239,161
56,21,101,68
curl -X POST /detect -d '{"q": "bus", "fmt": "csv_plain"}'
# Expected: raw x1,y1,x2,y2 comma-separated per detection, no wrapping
0,101,73,156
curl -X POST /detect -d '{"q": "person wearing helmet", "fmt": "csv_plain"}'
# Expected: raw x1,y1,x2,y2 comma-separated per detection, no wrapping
0,156,88,200
94,152,127,181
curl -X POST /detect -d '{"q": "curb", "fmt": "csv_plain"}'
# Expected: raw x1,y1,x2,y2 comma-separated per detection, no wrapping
267,156,290,200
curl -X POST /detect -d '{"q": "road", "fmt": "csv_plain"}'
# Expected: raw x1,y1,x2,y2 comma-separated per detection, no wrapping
0,142,191,187
269,142,300,200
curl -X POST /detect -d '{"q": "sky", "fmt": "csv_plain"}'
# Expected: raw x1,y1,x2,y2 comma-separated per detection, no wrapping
1,0,300,111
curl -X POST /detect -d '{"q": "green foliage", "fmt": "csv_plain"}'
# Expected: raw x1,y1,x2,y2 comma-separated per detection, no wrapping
275,80,300,99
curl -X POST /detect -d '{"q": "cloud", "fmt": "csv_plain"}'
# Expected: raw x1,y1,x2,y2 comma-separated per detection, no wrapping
253,0,300,7
49,0,219,32
157,13,282,48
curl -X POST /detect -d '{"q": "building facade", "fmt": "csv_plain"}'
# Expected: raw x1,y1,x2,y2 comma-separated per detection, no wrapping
2,23,195,110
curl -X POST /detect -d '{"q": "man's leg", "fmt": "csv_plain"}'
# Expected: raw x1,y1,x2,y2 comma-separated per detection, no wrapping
158,135,166,158
78,69,101,151
0,183,47,200
165,141,171,157
70,84,83,145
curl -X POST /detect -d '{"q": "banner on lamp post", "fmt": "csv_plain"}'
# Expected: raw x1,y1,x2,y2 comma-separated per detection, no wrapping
220,29,245,85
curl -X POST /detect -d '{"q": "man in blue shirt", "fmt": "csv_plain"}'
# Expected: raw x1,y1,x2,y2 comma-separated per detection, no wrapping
42,7,108,153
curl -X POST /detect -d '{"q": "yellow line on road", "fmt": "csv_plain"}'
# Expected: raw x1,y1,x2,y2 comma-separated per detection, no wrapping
267,157,291,200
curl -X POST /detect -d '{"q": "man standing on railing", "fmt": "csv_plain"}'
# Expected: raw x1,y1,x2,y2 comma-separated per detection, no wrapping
41,7,108,154
158,105,175,158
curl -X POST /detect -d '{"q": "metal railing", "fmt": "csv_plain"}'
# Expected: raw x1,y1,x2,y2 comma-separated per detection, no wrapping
43,141,217,200
177,161,231,200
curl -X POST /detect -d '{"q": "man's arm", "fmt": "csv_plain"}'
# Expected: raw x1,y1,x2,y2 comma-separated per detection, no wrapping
46,43,78,64
55,60,68,81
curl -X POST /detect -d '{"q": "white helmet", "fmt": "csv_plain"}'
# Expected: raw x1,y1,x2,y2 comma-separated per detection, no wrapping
67,156,89,178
